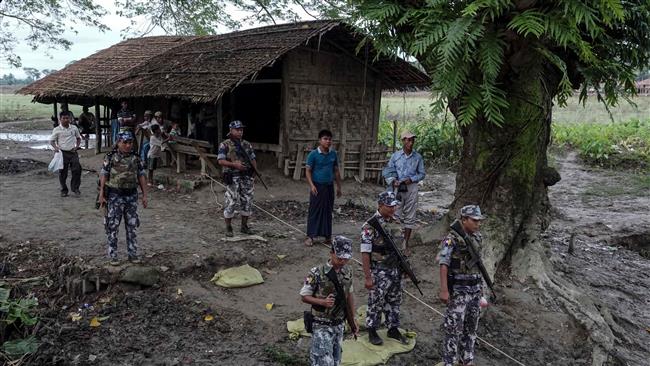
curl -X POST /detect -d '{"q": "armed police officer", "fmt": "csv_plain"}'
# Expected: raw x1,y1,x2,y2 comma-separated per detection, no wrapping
217,120,257,237
300,236,358,366
438,205,487,366
360,191,409,346
98,131,148,265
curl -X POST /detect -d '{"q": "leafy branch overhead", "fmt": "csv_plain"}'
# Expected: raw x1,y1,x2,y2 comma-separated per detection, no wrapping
0,0,109,68
343,0,650,126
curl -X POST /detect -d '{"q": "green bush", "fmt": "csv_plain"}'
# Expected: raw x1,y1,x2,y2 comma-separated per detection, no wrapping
552,119,650,169
378,117,462,167
0,287,40,359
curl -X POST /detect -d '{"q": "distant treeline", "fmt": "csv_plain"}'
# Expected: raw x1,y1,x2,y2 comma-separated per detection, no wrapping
1,68,58,85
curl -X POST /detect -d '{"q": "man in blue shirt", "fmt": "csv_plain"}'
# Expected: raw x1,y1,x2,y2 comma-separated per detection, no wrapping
384,130,426,250
304,129,342,246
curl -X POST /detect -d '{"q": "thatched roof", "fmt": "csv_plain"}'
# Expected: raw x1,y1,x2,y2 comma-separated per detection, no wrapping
17,36,194,104
18,20,430,104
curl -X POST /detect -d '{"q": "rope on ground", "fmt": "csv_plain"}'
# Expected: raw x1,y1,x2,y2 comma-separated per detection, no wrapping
202,174,526,366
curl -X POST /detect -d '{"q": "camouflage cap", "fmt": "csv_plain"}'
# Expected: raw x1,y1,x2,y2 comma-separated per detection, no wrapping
378,191,399,207
332,235,353,259
144,110,153,116
229,120,245,129
154,111,163,117
460,205,485,220
116,131,135,141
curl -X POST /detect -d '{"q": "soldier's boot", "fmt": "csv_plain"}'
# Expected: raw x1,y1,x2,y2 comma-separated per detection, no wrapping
240,217,253,235
368,328,383,346
387,327,409,344
226,225,234,237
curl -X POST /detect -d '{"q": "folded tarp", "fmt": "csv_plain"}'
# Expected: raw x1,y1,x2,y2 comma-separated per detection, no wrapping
341,329,415,366
210,264,264,288
287,308,416,366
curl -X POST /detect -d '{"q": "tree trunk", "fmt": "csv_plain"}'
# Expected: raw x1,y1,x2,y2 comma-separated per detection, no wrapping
449,54,561,279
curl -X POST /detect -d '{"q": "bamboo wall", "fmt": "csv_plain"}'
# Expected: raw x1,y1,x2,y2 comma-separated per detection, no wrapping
280,46,385,182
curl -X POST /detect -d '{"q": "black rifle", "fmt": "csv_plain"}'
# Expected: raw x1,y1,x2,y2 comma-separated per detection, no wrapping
234,140,268,190
449,220,497,301
325,267,357,340
366,216,424,296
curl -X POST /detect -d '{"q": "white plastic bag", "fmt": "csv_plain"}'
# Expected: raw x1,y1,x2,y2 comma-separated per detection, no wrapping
48,151,63,172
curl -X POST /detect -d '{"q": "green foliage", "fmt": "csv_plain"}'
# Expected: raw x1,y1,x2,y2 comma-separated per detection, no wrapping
378,115,462,167
0,0,108,67
1,336,39,357
342,0,650,127
552,119,650,169
0,287,40,359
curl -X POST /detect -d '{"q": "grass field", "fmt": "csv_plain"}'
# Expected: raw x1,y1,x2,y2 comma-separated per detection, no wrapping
0,93,84,122
381,92,650,124
2,87,647,123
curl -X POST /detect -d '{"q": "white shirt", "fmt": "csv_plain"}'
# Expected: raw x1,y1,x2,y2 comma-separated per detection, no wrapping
49,124,81,151
148,134,163,158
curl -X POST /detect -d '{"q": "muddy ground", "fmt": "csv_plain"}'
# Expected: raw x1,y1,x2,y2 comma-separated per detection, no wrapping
1,120,648,365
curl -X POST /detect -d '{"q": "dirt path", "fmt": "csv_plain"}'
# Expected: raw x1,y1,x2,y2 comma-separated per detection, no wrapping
1,122,649,365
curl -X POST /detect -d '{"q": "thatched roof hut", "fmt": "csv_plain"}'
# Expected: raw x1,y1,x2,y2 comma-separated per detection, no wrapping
18,20,430,181
19,21,427,103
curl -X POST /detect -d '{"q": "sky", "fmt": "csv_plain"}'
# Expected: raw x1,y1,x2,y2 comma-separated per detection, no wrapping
1,1,311,78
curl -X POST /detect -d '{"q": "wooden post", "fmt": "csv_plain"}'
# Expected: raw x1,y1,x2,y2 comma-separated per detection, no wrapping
372,79,382,143
216,98,223,143
95,101,101,154
359,139,368,182
53,103,58,122
392,120,398,152
339,118,347,179
293,144,305,180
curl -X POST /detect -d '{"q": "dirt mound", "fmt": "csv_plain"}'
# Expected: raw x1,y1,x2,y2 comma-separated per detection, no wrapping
0,158,47,174
0,240,274,366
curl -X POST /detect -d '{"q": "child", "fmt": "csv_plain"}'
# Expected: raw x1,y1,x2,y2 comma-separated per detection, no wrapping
169,121,182,142
147,124,166,186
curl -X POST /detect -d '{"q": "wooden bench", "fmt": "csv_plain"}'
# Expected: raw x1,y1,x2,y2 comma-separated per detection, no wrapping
165,136,220,176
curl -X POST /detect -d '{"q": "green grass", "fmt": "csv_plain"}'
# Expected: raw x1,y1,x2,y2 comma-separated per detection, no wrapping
552,119,650,169
0,93,84,122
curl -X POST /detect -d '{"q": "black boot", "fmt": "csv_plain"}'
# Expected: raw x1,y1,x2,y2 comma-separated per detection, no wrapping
225,225,234,237
241,217,253,235
387,327,409,344
368,328,383,346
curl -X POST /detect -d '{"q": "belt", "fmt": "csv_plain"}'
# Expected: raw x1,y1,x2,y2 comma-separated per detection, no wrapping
452,278,481,286
313,317,343,326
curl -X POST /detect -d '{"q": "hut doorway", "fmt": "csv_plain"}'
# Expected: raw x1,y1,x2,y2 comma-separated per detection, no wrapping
222,83,281,144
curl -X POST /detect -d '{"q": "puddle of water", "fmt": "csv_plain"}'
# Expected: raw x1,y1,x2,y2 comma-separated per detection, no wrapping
0,132,52,142
0,131,96,150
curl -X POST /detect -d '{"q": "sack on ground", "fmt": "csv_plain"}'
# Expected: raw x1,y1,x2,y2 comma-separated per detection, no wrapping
210,264,264,288
48,151,63,173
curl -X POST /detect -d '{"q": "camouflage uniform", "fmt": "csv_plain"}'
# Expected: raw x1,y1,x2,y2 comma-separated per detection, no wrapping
439,219,484,366
360,211,404,330
217,138,256,218
101,149,146,260
300,236,354,366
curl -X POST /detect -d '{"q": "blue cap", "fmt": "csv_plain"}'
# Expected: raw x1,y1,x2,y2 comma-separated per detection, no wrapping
378,191,399,207
332,235,353,259
117,131,134,141
229,120,245,129
460,205,485,220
